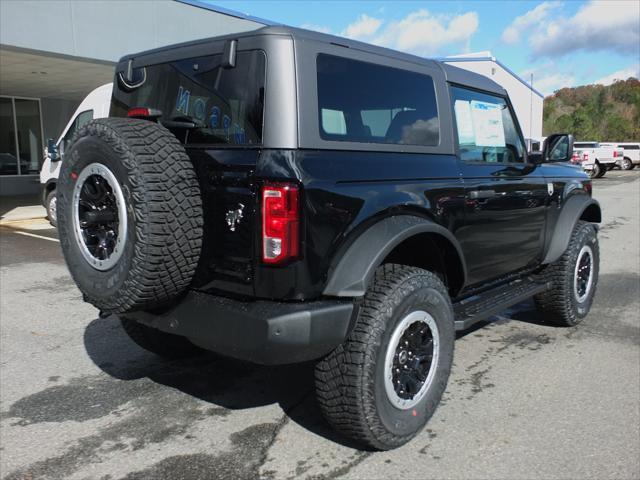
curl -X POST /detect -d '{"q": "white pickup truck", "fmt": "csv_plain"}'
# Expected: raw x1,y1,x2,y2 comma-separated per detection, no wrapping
601,142,639,170
573,141,623,178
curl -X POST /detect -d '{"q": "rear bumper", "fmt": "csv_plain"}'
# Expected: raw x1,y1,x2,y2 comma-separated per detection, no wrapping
126,291,355,365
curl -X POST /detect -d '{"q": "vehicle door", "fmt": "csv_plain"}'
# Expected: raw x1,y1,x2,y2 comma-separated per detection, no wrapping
451,85,548,287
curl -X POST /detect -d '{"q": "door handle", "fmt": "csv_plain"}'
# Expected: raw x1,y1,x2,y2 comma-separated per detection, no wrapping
468,189,496,199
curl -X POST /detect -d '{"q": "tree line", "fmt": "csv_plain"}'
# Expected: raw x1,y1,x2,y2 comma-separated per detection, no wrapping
543,78,640,142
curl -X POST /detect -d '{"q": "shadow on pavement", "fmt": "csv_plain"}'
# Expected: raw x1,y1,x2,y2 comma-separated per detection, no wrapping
83,314,364,449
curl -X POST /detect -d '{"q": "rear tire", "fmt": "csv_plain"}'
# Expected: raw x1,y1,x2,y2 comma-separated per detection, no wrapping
622,157,634,170
45,190,57,227
535,221,599,326
595,163,606,178
315,264,454,450
588,163,600,178
120,317,204,359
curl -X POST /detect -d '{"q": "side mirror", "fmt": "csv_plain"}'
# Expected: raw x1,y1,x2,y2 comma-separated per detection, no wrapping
542,133,574,163
528,151,544,164
47,138,60,162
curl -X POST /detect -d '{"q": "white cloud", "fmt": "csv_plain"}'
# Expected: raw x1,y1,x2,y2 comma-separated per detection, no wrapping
300,8,479,57
299,23,332,34
530,0,640,58
341,14,382,40
501,1,561,44
342,9,479,56
594,64,640,85
520,63,577,95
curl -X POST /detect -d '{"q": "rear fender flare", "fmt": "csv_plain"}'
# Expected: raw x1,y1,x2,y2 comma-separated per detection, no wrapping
542,195,601,265
323,215,467,297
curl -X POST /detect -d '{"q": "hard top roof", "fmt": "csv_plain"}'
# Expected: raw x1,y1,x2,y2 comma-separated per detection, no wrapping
120,25,506,97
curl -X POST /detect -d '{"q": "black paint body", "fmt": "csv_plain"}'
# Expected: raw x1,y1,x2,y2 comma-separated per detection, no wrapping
187,146,591,302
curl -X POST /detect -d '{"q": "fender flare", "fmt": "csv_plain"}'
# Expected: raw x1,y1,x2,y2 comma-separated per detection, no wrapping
542,195,601,265
323,215,467,297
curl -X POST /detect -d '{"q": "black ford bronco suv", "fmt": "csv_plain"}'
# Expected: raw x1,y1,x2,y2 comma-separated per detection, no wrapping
56,26,601,450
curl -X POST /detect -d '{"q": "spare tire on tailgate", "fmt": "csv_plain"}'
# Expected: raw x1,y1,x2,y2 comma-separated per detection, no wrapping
57,118,203,314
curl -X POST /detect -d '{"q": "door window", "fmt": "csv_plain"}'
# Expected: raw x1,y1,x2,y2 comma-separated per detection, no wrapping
450,86,525,164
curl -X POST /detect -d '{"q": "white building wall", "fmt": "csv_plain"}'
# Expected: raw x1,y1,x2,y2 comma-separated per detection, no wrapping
444,59,544,142
0,0,264,63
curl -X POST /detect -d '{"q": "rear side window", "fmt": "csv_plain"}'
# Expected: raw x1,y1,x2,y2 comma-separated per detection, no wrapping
316,54,439,146
450,86,525,164
111,50,266,146
622,145,639,150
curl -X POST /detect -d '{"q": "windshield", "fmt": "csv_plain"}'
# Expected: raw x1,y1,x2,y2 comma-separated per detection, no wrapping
111,50,266,146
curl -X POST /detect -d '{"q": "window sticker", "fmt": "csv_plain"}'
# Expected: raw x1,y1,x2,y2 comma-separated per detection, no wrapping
470,100,505,147
454,100,475,145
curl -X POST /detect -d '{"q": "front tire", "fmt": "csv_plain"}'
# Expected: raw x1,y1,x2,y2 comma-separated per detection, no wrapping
315,264,455,450
535,221,599,326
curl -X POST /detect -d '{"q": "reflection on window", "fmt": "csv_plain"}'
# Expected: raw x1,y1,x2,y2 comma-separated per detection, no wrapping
317,54,439,146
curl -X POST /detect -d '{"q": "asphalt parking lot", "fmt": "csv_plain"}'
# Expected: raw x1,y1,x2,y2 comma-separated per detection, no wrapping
1,170,639,480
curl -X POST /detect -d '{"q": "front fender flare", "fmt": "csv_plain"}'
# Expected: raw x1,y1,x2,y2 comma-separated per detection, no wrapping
323,215,467,297
542,195,601,265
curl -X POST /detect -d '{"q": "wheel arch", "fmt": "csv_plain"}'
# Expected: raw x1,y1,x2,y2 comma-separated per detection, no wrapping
542,195,601,265
41,179,57,206
323,215,467,298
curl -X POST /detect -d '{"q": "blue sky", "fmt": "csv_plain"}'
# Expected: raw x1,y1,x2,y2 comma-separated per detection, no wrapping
209,1,640,96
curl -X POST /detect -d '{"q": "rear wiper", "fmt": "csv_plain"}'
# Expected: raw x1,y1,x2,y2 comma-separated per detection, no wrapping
161,116,205,130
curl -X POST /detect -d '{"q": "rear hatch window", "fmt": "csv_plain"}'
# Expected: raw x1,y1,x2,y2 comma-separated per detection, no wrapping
111,50,266,146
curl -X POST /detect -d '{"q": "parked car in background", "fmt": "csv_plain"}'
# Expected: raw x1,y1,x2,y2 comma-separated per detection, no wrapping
573,141,622,178
39,83,112,226
601,142,639,170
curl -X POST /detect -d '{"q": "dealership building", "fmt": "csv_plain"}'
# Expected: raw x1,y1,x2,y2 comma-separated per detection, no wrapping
0,0,266,196
1,1,543,197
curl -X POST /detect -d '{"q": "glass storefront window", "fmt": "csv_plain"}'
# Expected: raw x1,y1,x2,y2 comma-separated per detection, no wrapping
0,96,44,176
0,98,18,175
14,99,43,175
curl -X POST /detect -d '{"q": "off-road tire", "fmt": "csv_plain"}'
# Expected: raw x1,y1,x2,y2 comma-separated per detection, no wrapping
46,189,57,227
315,264,455,450
120,317,203,358
622,157,634,170
57,118,203,314
595,163,607,178
535,221,599,326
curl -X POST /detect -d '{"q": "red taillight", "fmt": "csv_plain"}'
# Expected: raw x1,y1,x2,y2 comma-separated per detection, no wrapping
262,183,300,265
571,153,579,164
613,150,618,158
583,152,589,162
127,107,162,118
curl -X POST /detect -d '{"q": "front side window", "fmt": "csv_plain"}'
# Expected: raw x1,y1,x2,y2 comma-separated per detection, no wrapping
61,110,93,153
450,86,525,164
111,50,266,146
317,54,439,146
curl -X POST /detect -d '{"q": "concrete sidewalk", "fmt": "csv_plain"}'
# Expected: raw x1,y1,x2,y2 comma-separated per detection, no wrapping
0,194,46,224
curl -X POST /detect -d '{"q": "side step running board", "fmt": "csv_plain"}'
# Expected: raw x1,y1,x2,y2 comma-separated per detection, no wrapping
453,277,549,331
